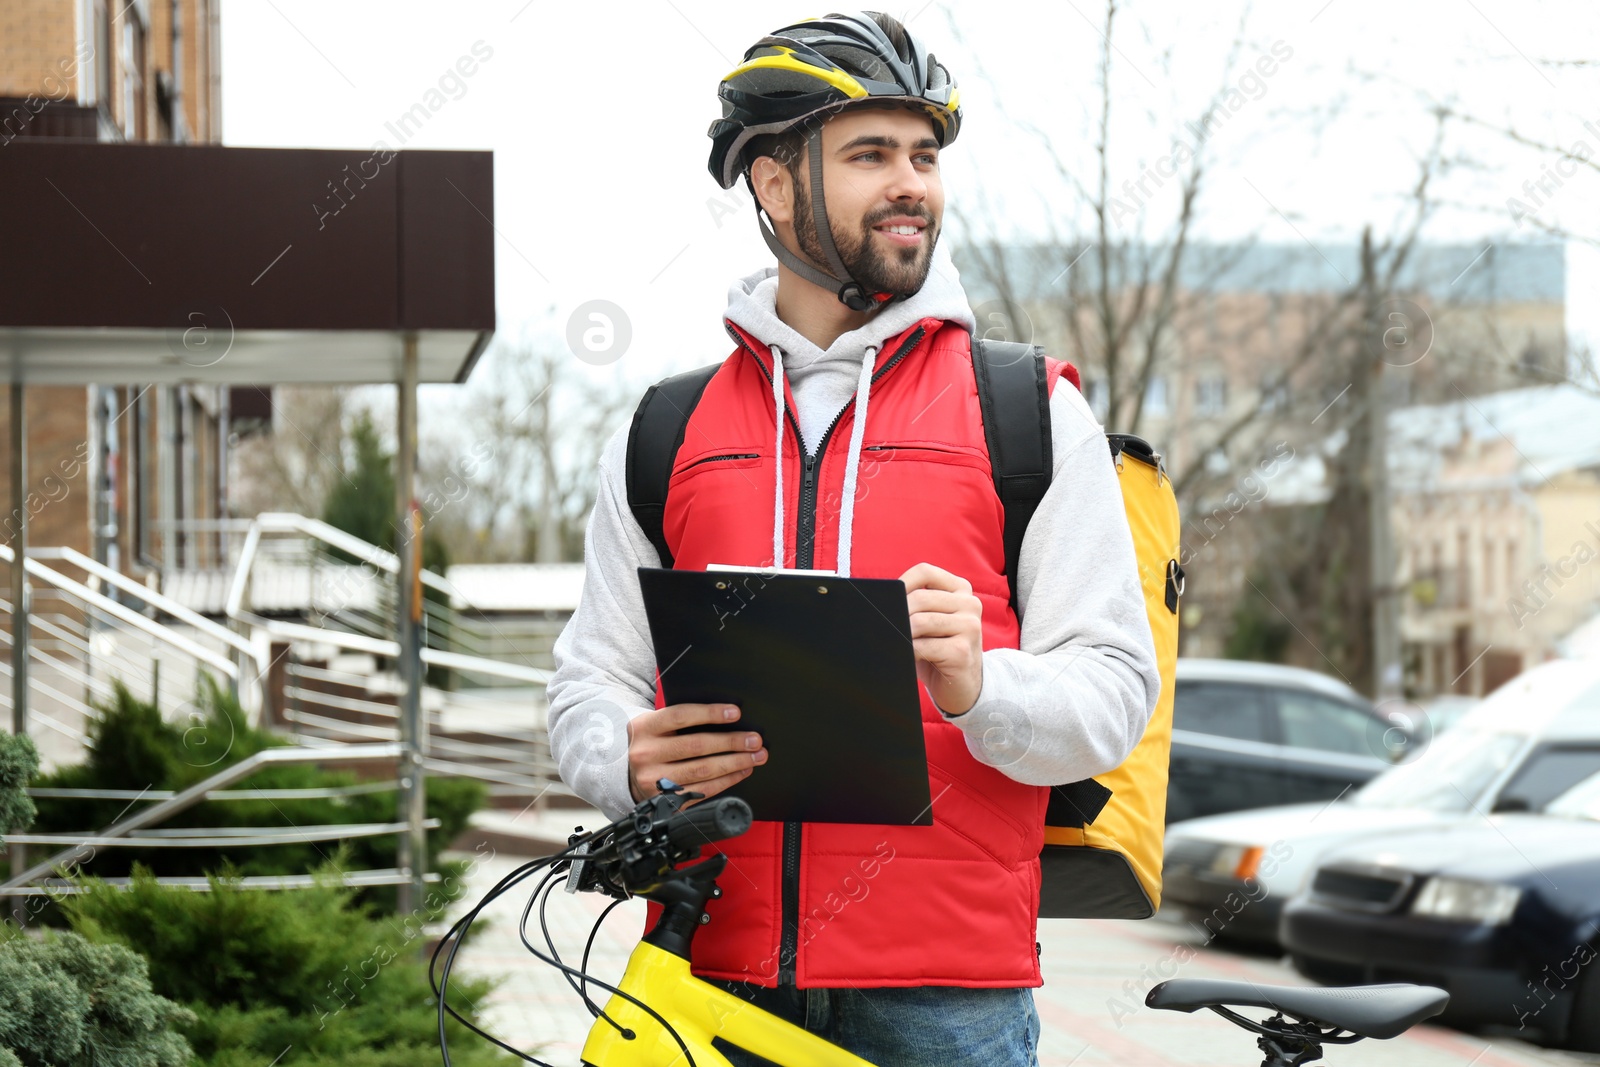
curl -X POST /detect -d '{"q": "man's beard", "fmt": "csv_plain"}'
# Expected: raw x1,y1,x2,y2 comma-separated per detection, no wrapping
791,179,937,299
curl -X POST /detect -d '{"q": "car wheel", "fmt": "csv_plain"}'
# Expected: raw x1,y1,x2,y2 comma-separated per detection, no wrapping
1568,945,1600,1052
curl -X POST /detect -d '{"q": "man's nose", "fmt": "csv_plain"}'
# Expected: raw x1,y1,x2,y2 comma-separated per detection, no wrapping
884,153,929,203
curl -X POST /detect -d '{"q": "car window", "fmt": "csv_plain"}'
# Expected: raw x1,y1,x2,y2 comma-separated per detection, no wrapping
1172,681,1272,743
1273,690,1375,757
1351,729,1525,812
1545,770,1600,822
1494,746,1600,812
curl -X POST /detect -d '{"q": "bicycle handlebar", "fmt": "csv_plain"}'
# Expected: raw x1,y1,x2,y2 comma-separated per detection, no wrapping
566,783,752,900
666,796,752,851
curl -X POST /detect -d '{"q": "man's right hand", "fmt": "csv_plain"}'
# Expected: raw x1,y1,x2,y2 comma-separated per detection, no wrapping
627,703,766,805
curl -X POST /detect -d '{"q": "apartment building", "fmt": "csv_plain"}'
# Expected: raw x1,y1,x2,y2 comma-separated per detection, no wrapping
1391,386,1600,696
953,241,1568,670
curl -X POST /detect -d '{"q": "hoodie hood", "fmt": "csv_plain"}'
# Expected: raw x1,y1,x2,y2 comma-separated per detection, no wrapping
724,240,978,379
723,240,978,578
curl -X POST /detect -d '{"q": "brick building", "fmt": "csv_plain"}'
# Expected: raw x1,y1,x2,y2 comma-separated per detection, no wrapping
1,0,247,576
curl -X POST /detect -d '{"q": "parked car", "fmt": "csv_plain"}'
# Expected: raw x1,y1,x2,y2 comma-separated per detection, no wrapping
1160,658,1600,947
1167,659,1405,824
1280,770,1600,1051
1417,694,1480,736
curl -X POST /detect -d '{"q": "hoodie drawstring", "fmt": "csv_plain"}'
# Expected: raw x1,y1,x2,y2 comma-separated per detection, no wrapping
769,343,879,578
835,345,877,579
772,344,787,569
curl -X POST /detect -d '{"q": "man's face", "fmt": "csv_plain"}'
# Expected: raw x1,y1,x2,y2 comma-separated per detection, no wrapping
786,106,944,299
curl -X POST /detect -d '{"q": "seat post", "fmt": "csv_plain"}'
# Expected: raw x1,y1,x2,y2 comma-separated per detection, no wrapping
1257,1029,1322,1067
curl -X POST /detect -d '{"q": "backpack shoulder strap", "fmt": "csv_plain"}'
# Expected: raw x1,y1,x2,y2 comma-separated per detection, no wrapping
624,362,721,570
971,335,1052,613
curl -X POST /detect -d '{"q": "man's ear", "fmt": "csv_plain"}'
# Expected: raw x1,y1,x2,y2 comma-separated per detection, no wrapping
750,155,797,225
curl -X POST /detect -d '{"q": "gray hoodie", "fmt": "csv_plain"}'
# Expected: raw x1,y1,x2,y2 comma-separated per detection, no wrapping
546,243,1161,822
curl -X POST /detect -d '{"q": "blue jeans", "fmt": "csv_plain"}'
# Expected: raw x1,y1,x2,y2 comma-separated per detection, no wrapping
706,978,1040,1066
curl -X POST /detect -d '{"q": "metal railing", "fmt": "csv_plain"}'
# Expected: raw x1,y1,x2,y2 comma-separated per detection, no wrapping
217,513,569,805
0,742,439,896
1,512,577,911
1,543,264,772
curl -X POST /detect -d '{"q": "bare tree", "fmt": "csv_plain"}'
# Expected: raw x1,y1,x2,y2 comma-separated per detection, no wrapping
228,386,353,519
940,0,1457,685
419,329,637,565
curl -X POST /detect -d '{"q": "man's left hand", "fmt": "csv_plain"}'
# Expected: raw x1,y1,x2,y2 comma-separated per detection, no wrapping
899,562,984,716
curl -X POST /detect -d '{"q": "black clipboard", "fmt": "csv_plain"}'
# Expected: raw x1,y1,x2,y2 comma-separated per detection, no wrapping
637,565,932,825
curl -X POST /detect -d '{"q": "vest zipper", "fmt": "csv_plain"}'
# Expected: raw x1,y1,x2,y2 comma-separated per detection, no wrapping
723,320,927,985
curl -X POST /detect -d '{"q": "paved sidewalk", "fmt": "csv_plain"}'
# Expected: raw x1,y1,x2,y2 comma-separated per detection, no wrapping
443,849,1594,1067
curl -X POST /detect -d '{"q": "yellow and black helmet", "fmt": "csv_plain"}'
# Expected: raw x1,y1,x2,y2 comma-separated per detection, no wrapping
707,11,962,190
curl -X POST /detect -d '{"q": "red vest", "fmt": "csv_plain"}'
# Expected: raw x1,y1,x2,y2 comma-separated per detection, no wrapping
644,316,1072,988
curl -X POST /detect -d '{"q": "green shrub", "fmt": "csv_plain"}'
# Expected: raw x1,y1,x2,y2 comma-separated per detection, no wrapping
29,676,485,915
0,922,195,1066
64,866,514,1066
0,730,40,835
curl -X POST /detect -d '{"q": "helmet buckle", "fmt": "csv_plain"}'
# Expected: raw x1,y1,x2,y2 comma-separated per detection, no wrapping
838,283,875,312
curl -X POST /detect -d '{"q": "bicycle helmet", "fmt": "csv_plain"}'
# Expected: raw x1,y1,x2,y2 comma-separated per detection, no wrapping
707,11,962,312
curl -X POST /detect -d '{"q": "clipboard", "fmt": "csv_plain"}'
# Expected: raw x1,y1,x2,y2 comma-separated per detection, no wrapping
637,565,932,825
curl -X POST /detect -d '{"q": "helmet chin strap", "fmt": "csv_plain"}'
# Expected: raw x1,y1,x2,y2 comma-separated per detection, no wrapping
754,126,895,315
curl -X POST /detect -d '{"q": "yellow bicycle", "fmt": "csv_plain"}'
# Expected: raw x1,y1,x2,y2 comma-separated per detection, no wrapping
432,781,1450,1067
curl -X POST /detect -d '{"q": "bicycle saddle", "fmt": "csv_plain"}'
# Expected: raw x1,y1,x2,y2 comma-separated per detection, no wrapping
1146,980,1448,1039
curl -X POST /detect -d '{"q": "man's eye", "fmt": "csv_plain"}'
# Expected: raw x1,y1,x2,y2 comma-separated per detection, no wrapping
853,151,880,162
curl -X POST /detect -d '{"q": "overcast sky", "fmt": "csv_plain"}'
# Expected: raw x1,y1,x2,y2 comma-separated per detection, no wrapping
219,0,1600,433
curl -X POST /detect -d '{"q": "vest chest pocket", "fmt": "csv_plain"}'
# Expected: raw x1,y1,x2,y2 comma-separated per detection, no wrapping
853,443,992,507
862,442,989,473
672,451,763,480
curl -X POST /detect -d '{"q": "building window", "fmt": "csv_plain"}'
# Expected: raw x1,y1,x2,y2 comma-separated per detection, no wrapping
1519,342,1544,378
1259,373,1288,413
1144,376,1170,417
1483,538,1494,599
1196,375,1227,416
120,11,146,140
94,0,112,106
132,388,155,566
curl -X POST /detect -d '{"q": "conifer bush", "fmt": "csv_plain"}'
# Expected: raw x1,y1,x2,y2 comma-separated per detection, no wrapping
0,730,40,835
0,923,195,1067
62,867,514,1066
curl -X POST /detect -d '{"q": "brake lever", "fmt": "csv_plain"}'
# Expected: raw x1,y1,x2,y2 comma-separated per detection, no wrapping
563,779,708,898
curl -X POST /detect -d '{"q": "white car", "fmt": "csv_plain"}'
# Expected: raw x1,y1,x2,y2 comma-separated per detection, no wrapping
1160,658,1600,947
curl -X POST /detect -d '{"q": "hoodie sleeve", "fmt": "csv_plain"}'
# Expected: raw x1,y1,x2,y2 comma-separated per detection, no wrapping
545,422,662,823
929,379,1163,787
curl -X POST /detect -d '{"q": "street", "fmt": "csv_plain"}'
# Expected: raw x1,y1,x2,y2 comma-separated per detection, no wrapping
447,847,1594,1067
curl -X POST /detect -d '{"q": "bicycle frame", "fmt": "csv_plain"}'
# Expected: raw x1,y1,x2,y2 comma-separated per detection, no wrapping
572,841,878,1067
580,941,876,1067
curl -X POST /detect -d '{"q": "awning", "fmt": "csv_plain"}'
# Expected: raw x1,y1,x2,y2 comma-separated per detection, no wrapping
0,141,496,384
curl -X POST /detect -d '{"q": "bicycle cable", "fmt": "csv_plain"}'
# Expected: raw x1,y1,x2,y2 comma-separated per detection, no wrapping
502,870,700,1066
434,853,569,1067
520,859,628,1035
579,898,629,1018
435,820,700,1067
